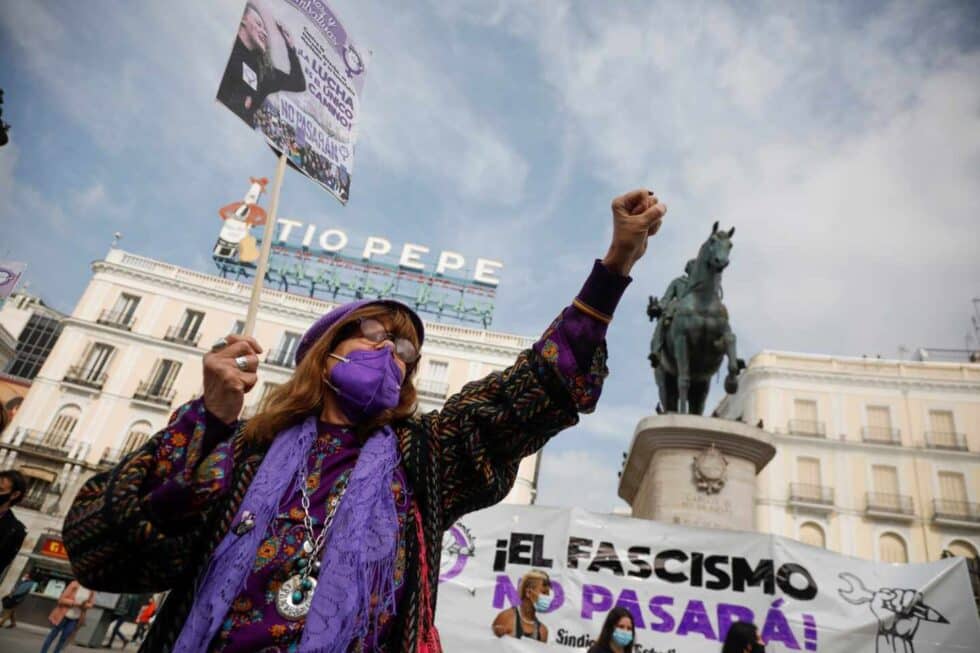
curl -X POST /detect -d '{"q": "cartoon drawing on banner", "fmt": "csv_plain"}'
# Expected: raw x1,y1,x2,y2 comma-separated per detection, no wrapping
440,522,475,583
838,572,948,653
214,177,269,264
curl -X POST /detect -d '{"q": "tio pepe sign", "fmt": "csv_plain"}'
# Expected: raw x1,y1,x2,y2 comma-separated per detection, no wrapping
274,219,504,287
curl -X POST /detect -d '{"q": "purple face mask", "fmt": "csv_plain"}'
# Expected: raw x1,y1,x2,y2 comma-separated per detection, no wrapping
327,347,404,423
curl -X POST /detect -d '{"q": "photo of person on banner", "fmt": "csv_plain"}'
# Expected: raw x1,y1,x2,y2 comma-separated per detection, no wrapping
491,570,553,642
217,1,306,128
588,607,637,653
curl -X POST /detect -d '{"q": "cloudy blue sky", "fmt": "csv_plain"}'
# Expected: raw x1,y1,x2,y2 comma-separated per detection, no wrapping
1,1,978,512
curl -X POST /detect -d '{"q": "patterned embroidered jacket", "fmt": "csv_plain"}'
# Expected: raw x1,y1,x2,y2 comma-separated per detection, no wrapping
63,262,628,652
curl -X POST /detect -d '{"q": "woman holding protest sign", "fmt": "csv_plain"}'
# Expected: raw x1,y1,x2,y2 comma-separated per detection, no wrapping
588,606,637,653
63,188,667,652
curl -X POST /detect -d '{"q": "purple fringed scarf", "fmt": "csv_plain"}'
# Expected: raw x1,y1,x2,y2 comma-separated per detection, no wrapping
173,415,401,653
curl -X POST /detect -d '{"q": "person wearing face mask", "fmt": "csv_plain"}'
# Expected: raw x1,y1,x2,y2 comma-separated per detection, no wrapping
63,188,668,652
721,621,765,653
0,469,27,580
588,607,636,653
491,570,552,641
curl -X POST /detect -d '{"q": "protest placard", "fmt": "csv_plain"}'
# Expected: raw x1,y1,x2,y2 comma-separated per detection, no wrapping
217,0,367,206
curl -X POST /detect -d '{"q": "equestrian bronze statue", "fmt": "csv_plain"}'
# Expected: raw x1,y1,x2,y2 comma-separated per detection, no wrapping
647,221,744,414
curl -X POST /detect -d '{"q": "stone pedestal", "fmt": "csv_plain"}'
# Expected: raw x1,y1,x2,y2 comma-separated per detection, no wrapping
618,414,776,531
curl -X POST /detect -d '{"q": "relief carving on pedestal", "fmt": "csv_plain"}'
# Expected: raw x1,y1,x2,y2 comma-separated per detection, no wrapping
692,443,728,494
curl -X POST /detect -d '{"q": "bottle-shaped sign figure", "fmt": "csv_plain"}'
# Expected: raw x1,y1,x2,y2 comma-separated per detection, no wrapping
215,177,269,263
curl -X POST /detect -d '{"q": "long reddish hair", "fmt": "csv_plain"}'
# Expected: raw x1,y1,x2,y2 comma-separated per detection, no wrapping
243,304,420,445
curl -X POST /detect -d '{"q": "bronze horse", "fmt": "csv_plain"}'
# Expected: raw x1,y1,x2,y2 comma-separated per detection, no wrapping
652,222,743,414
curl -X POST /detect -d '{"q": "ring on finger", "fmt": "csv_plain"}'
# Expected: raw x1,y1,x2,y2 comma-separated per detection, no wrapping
211,337,229,352
235,355,250,372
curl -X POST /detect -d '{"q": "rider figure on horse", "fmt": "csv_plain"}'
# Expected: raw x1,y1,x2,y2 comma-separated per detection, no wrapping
647,259,696,369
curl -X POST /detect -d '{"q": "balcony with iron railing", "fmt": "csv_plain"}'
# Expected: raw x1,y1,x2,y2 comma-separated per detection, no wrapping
416,378,449,400
63,364,107,390
19,494,48,512
133,380,176,407
933,500,980,528
96,308,136,331
164,325,202,347
861,426,902,446
787,419,826,438
265,348,296,369
865,492,915,520
924,431,968,452
787,483,835,512
6,428,76,460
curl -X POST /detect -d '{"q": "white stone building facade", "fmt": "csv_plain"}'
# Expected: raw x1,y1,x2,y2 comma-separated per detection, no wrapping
716,350,980,564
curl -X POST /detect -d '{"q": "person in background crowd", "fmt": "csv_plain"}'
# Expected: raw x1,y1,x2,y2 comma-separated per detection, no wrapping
722,621,765,653
216,1,306,127
132,597,156,645
42,580,95,653
64,189,667,652
0,570,37,628
0,469,27,578
587,606,636,653
102,592,147,648
491,569,553,642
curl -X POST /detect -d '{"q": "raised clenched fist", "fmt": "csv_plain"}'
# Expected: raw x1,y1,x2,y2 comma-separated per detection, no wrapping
603,189,668,276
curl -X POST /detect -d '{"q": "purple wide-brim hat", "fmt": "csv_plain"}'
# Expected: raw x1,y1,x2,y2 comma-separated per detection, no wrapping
294,299,425,366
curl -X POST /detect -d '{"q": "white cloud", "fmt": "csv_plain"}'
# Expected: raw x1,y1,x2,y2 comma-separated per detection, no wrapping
74,183,106,211
535,448,628,514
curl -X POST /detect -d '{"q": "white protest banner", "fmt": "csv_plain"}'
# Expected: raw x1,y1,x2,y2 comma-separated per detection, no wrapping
435,504,980,652
0,261,26,298
218,0,367,205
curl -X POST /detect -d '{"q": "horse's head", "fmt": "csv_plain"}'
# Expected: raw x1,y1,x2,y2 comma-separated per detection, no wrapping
699,221,735,272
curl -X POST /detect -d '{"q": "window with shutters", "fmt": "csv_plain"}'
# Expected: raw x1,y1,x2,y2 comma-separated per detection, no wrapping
268,332,301,368
799,522,826,548
793,457,826,502
927,410,962,449
790,399,823,436
418,360,450,398
121,421,153,455
148,359,181,396
180,310,205,339
112,293,140,325
930,410,955,435
870,465,902,512
945,540,978,559
937,471,969,517
80,343,114,382
879,533,908,563
44,405,80,449
872,465,899,494
798,457,821,484
864,406,898,443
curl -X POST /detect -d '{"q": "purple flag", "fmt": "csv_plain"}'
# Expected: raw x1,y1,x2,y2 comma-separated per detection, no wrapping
0,262,26,299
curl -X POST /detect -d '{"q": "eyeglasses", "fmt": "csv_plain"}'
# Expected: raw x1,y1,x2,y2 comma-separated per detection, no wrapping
356,318,420,364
